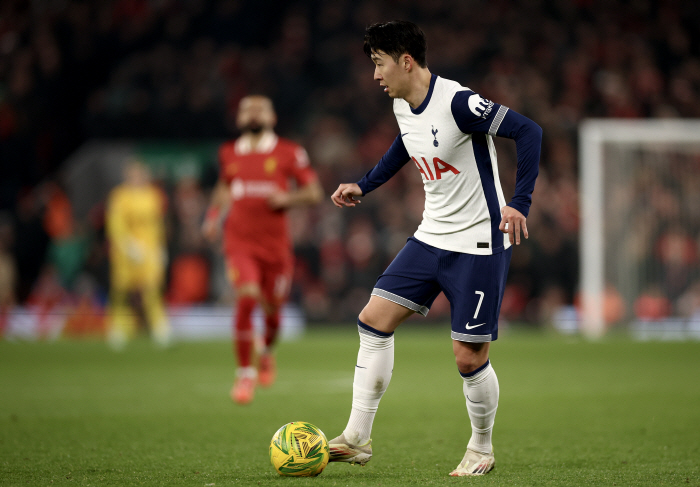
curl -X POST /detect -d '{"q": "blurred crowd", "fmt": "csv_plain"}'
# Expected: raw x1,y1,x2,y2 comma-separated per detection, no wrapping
2,0,700,331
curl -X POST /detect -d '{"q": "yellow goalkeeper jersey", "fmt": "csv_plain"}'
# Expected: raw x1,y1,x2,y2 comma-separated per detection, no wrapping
106,184,166,253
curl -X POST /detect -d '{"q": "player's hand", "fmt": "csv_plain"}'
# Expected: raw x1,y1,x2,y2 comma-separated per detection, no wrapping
499,206,528,246
202,218,221,243
331,183,363,208
125,238,145,263
267,192,293,210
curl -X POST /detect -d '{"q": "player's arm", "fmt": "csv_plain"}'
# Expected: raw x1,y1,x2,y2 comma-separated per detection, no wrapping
106,189,143,261
268,146,323,210
105,191,123,244
155,186,168,248
202,178,230,242
105,190,127,252
495,109,542,245
451,91,542,245
267,179,323,210
331,134,410,208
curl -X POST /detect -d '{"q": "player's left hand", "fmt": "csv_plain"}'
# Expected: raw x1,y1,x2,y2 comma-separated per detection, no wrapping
499,206,528,246
267,192,293,210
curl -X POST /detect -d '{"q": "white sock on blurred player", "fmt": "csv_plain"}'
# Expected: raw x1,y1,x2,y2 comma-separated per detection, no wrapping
343,320,394,446
461,360,499,454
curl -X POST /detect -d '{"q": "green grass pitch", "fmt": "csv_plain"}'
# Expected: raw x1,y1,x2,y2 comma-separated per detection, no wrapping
1,325,699,486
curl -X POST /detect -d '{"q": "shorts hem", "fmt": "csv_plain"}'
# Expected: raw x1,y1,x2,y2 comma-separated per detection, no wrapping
372,288,430,317
451,331,492,343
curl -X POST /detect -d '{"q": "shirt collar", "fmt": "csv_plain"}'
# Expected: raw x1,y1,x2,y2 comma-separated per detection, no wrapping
410,73,437,115
234,131,278,155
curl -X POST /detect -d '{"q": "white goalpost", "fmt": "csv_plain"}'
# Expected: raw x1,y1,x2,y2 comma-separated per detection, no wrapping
579,119,700,338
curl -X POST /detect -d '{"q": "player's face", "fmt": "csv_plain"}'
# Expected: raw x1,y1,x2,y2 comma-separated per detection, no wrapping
371,50,408,99
124,161,150,186
237,96,276,134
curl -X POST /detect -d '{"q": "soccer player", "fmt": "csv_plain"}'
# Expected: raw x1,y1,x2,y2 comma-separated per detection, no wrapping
106,159,171,349
329,21,542,476
203,95,322,405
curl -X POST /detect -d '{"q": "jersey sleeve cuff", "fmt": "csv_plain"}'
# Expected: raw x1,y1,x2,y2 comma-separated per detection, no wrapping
356,180,368,196
506,202,530,218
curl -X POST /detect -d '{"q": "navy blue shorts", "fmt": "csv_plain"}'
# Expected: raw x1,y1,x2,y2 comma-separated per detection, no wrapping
372,237,512,343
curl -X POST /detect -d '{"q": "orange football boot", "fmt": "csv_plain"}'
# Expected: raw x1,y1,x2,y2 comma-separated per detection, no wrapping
231,376,255,404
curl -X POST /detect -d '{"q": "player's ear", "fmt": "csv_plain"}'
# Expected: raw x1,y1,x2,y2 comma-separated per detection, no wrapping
402,54,413,72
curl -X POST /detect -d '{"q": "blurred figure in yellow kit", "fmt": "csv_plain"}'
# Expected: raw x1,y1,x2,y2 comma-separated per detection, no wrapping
106,159,171,349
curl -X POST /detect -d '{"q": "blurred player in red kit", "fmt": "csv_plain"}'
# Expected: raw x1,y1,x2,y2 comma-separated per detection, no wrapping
203,95,322,404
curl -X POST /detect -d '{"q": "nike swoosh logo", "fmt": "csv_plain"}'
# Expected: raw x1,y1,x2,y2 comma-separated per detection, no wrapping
466,395,483,404
465,322,486,330
401,132,409,137
355,365,367,369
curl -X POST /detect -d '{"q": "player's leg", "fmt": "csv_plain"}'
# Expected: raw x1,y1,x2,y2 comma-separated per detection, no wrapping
141,285,171,347
141,256,171,348
257,256,292,387
330,237,441,465
443,248,511,476
329,296,413,465
450,340,498,476
106,258,137,350
257,301,279,387
352,296,414,428
226,253,263,404
107,287,137,350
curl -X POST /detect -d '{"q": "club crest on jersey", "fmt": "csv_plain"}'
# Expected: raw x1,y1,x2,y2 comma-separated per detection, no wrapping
264,157,277,174
227,265,239,283
431,126,439,147
468,94,494,119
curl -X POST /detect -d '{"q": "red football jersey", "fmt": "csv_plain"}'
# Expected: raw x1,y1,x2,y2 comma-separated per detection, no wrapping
219,132,317,258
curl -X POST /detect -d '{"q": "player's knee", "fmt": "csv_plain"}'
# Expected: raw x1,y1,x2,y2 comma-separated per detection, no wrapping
453,341,488,374
358,307,393,333
236,283,261,299
358,296,412,334
357,308,373,327
455,356,484,375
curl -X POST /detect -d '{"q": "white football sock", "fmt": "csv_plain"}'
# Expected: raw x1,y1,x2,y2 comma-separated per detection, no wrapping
343,321,394,446
461,360,499,455
236,366,257,379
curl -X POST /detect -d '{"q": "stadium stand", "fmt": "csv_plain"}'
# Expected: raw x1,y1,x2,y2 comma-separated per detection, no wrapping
1,0,699,324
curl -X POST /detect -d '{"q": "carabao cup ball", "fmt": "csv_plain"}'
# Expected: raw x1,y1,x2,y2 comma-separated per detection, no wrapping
269,422,330,477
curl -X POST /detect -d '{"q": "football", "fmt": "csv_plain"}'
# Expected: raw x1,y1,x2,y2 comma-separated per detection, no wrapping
269,422,330,477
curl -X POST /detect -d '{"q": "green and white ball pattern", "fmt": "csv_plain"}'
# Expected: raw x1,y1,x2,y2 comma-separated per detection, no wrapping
269,422,330,477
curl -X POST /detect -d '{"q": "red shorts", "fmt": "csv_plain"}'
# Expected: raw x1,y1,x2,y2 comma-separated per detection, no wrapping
224,249,293,307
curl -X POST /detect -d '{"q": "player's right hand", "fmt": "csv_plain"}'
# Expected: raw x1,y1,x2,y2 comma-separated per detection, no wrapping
331,183,363,208
125,238,145,263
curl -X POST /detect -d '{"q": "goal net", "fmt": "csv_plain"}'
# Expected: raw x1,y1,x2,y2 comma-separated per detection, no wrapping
579,119,700,339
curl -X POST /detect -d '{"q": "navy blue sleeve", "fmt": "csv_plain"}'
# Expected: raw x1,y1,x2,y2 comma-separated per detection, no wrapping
356,134,411,195
451,90,542,217
494,110,542,217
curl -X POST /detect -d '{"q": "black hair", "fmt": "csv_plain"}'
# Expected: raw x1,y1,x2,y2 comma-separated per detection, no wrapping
363,21,427,68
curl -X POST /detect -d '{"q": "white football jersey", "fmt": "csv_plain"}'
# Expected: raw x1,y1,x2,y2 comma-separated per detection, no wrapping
393,76,510,255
